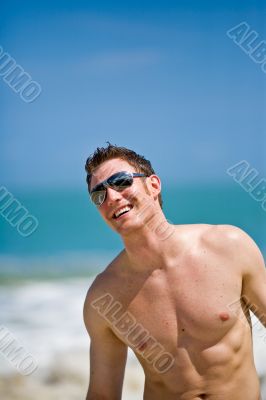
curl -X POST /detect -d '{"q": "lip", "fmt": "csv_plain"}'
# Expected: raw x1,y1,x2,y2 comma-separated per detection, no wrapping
114,209,132,220
112,204,133,219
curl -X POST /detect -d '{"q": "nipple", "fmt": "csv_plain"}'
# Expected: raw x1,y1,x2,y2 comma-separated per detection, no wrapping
219,312,230,321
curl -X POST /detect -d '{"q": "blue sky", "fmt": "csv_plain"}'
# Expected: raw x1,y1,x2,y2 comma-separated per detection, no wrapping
1,0,265,188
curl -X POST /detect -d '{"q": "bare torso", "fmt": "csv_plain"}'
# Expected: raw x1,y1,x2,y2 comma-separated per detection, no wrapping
90,224,261,399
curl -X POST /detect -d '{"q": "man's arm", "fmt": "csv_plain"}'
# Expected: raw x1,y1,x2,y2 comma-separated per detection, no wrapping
230,226,266,327
83,282,128,400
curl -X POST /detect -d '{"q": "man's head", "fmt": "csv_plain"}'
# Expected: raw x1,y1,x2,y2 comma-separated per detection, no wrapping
85,143,163,234
85,143,163,208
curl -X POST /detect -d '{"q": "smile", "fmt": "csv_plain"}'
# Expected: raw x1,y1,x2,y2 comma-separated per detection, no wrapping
113,205,133,219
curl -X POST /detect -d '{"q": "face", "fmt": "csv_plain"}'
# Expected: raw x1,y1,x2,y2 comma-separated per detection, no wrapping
89,158,161,235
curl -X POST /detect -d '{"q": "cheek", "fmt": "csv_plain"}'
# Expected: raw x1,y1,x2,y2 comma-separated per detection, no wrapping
127,182,149,202
98,206,109,221
123,187,139,203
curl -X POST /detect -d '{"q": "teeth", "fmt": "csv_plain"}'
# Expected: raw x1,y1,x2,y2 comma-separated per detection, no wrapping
115,206,131,218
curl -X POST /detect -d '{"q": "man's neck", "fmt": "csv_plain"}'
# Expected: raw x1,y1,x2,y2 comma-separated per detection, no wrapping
121,221,180,271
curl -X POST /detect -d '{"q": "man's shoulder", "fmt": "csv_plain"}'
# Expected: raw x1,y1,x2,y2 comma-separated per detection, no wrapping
176,223,246,245
83,251,126,332
199,223,250,244
84,250,126,304
197,223,259,260
166,223,248,253
199,223,243,239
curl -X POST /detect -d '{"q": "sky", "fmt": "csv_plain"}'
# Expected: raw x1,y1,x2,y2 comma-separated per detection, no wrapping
1,0,265,189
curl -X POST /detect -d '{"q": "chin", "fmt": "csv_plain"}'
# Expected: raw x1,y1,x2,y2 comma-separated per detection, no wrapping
114,219,145,236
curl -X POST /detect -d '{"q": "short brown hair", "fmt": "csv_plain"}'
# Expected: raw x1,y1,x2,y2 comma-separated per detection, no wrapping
85,143,163,208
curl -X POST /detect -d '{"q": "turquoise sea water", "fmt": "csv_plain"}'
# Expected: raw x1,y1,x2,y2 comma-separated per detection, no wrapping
0,183,265,281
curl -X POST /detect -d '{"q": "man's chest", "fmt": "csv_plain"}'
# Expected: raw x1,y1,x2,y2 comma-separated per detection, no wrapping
109,255,243,349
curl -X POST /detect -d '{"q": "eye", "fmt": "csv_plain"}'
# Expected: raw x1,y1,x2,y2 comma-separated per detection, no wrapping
110,175,132,188
91,190,106,205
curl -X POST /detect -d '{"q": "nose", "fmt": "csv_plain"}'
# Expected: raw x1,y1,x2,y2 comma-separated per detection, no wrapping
105,187,122,205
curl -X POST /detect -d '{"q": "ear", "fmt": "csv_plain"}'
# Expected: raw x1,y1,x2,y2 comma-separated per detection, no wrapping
147,174,161,199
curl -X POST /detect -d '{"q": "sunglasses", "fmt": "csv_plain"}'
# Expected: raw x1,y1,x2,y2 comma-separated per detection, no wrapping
88,171,147,206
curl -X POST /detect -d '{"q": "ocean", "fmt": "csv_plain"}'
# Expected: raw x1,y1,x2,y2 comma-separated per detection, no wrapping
0,182,265,279
0,183,265,399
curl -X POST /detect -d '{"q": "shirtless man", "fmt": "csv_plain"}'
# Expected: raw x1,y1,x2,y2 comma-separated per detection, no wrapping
83,143,266,400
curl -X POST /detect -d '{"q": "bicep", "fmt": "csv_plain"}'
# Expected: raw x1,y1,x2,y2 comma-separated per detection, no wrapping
240,233,266,326
88,327,128,398
84,289,128,399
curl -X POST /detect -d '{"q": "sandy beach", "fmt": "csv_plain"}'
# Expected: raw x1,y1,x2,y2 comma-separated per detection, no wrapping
0,345,265,400
0,349,145,400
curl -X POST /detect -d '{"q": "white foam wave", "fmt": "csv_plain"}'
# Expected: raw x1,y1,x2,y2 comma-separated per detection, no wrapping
0,279,265,387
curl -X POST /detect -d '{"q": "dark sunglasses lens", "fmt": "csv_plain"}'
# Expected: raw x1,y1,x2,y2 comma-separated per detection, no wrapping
91,190,106,206
108,173,133,190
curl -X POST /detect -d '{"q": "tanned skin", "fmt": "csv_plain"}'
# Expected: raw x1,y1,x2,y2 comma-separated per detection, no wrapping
83,158,266,400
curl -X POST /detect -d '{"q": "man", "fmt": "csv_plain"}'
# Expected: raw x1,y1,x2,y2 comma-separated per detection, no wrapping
83,143,266,400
